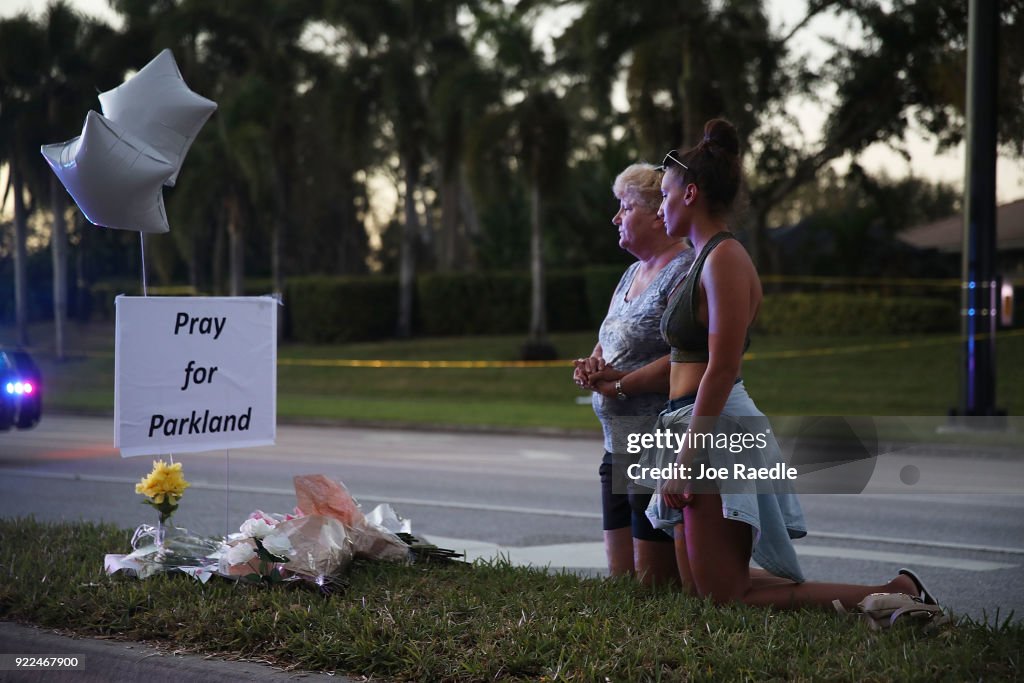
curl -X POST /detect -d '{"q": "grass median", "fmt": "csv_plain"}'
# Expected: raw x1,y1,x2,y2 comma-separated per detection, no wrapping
7,322,1023,431
1,517,1020,681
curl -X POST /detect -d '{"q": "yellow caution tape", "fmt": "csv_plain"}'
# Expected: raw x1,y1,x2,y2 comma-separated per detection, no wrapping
760,275,959,288
46,328,1024,368
275,358,572,369
744,329,1024,361
277,330,1024,368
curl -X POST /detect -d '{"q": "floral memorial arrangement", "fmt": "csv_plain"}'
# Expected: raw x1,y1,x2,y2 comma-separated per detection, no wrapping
106,468,460,586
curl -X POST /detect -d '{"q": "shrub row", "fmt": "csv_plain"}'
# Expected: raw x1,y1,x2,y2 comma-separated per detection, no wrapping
756,292,958,336
284,269,622,343
81,272,965,341
286,276,399,342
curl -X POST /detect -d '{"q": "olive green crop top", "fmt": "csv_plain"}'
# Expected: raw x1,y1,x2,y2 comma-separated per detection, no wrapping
660,231,751,363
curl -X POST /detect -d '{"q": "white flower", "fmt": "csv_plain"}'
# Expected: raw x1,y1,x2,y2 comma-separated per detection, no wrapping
239,517,275,539
225,541,257,565
261,533,293,558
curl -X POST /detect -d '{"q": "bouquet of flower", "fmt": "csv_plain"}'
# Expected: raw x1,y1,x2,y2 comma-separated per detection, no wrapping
219,510,298,583
106,459,220,580
135,459,190,525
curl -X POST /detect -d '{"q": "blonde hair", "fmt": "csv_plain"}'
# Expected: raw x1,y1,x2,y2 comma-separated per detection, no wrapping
612,163,663,212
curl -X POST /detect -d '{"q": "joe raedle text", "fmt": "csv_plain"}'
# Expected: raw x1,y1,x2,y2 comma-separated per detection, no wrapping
627,461,798,482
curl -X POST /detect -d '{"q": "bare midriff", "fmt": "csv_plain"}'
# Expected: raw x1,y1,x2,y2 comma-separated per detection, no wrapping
669,360,706,400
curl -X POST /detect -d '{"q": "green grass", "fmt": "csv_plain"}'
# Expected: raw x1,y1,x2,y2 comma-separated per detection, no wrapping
3,322,1023,430
1,518,1020,681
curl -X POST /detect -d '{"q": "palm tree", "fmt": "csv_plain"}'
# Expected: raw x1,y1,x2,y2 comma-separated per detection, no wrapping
519,92,570,360
0,3,124,356
0,14,46,348
557,0,791,264
326,0,502,334
471,5,570,358
35,2,121,359
109,0,318,308
293,52,378,275
324,0,431,337
427,3,496,271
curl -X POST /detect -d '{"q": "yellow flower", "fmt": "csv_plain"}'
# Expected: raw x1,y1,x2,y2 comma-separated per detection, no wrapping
136,459,190,523
136,460,190,500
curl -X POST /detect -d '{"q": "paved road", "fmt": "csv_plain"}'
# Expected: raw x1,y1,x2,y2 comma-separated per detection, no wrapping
1,414,1022,624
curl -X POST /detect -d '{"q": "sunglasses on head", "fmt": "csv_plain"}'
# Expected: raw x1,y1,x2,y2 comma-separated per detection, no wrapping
661,149,689,172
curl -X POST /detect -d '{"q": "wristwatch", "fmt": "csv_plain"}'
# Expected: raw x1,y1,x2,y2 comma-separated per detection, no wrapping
615,380,628,401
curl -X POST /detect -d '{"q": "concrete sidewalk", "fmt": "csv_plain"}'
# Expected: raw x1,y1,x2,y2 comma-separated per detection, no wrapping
0,622,348,683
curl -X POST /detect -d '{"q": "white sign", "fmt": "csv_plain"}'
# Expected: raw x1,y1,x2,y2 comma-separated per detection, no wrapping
114,296,277,457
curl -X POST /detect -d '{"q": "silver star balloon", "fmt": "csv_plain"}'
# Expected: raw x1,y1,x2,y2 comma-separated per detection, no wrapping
41,110,175,234
99,48,218,187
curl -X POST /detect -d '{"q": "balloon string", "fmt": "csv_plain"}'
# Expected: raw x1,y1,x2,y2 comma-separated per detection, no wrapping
139,233,148,297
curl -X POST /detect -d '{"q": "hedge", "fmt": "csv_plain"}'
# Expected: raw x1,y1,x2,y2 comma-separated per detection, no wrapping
285,275,399,343
756,292,958,336
285,270,600,342
87,282,201,321
77,272,970,342
416,271,528,336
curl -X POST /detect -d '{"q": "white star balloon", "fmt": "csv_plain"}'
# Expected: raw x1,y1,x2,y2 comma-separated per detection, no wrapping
99,48,217,187
41,110,175,234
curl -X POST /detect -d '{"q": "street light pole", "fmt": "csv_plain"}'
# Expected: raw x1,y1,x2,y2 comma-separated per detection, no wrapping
956,0,1003,422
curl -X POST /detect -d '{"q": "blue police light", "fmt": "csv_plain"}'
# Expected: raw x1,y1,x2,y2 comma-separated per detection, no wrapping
4,380,34,395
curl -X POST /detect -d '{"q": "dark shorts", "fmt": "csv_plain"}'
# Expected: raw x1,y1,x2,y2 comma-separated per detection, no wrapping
599,451,672,542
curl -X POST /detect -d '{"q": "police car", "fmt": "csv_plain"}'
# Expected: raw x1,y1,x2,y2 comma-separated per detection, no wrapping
0,349,41,430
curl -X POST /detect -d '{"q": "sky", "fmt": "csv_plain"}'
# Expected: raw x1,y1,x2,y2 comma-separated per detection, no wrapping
2,0,1023,209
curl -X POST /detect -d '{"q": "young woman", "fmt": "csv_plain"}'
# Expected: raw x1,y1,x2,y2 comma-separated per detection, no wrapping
651,118,933,610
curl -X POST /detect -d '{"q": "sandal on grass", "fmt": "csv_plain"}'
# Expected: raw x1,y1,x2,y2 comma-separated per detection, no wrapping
834,592,951,632
898,567,939,606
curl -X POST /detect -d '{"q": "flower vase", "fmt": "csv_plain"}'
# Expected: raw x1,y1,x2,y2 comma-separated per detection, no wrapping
155,517,169,548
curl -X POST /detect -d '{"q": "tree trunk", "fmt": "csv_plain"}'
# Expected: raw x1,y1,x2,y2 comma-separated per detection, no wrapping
397,153,419,338
522,175,557,361
439,170,459,271
678,27,697,146
528,177,546,341
226,196,244,296
458,164,480,268
212,211,226,295
50,175,67,360
746,208,763,271
11,165,30,347
75,214,88,322
271,161,288,338
188,234,199,292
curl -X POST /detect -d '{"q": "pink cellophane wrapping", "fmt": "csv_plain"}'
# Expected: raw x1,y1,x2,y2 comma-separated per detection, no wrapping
293,475,409,562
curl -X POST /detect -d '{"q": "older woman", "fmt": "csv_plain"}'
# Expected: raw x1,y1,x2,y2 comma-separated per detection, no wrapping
573,163,693,584
651,118,934,611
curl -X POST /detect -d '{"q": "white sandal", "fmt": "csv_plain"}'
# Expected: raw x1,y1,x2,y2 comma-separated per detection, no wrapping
834,592,951,632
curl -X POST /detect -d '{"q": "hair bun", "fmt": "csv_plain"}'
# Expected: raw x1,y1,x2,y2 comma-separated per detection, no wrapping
702,118,739,157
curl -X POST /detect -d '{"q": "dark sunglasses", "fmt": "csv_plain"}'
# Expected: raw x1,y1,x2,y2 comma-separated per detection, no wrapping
661,149,689,172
